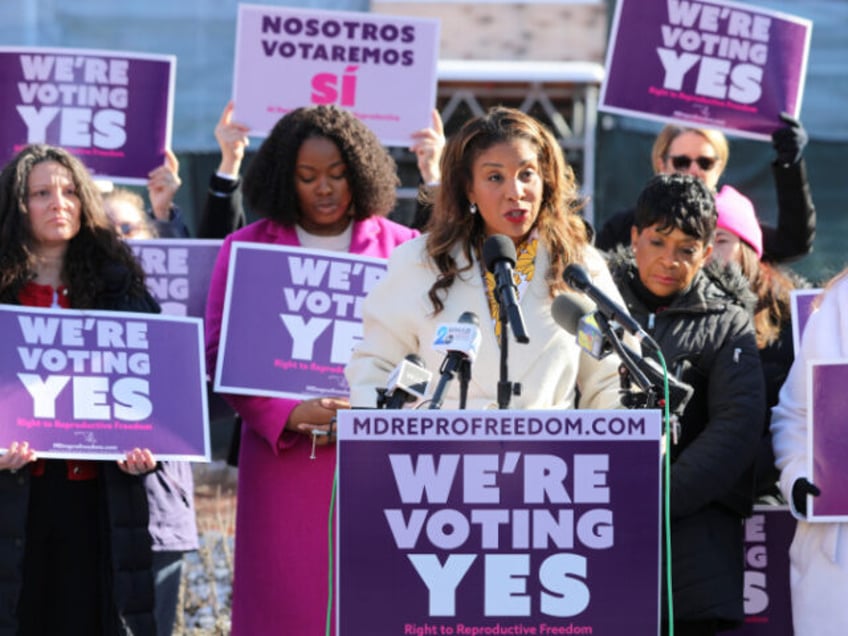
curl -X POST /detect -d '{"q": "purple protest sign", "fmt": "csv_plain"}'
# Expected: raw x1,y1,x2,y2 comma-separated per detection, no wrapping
232,4,440,146
807,362,848,520
130,239,223,319
789,288,821,354
0,46,175,183
0,306,209,461
215,243,387,400
337,409,662,635
740,505,794,635
599,0,812,140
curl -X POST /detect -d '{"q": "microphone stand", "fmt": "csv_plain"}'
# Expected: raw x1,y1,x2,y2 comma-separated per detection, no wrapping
375,388,389,409
458,359,470,409
496,302,521,409
594,313,659,409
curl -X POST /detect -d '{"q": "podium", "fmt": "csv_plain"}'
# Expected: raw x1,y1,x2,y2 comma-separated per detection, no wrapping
337,409,662,635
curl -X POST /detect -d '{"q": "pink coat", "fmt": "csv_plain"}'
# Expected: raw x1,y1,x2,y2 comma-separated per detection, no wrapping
204,216,418,635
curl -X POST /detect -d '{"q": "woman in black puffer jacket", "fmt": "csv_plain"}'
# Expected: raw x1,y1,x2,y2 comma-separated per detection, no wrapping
607,174,765,636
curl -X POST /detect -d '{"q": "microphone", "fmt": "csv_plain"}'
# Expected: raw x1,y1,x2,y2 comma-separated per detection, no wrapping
563,263,659,352
552,293,693,415
429,311,482,410
379,354,432,410
552,292,623,359
482,235,530,344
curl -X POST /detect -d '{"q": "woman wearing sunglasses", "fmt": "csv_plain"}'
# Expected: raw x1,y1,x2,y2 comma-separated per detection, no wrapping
595,115,815,265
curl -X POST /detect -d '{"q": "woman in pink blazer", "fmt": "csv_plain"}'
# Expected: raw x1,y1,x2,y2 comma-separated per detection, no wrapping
204,105,418,635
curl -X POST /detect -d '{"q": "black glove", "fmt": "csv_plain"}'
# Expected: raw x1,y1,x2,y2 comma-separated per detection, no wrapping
771,112,808,166
791,477,821,517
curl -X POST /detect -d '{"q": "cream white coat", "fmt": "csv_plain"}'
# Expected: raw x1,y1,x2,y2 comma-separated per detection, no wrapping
346,235,629,411
771,275,848,636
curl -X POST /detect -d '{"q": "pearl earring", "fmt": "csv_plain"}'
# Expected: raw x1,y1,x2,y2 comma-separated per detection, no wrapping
469,202,478,215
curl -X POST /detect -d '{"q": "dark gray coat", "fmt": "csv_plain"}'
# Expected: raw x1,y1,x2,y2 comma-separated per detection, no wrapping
609,252,765,628
0,264,159,635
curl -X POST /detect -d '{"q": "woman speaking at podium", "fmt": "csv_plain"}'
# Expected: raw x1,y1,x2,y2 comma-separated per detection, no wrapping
346,107,627,411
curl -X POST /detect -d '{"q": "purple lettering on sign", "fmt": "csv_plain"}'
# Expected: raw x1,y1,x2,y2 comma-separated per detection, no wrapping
232,5,439,145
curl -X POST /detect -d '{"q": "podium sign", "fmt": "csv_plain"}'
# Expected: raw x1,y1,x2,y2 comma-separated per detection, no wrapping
337,409,662,634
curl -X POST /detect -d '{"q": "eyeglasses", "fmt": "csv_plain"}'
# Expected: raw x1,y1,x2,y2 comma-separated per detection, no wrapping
117,222,144,237
668,155,719,171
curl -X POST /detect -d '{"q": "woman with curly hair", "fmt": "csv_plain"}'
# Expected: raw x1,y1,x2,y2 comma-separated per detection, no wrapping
204,105,418,634
0,144,158,634
346,106,626,411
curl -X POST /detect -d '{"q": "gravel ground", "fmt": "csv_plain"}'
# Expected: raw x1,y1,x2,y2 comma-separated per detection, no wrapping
175,461,238,635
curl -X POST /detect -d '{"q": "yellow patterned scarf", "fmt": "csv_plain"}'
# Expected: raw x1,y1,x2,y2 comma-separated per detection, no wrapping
484,236,538,339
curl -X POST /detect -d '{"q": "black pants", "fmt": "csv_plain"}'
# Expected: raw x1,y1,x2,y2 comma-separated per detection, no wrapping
17,461,103,635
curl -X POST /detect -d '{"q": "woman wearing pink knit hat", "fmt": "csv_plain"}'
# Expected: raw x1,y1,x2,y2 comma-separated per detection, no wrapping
713,184,763,261
710,184,807,503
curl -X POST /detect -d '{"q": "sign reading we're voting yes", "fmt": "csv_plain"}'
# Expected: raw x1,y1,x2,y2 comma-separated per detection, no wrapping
129,239,223,319
0,46,175,183
600,0,812,140
740,506,794,635
0,306,209,461
232,4,440,146
336,409,662,634
214,243,386,400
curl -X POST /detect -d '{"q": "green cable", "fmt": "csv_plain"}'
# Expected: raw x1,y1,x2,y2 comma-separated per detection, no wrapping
326,467,338,636
656,350,674,636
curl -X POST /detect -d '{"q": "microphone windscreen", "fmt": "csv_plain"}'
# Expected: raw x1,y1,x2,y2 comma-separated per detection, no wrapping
404,353,426,367
563,263,592,291
551,292,596,335
482,234,517,273
458,311,480,326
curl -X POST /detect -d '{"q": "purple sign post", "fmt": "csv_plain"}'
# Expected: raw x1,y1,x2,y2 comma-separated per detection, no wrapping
337,409,662,635
740,505,794,635
214,243,387,400
0,306,209,461
0,46,175,183
232,4,440,146
130,239,223,319
599,0,812,140
808,362,848,520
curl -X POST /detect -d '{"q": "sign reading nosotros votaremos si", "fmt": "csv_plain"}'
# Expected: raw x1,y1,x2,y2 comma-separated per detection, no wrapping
0,306,209,461
214,243,387,400
0,46,175,183
337,409,662,635
232,3,440,146
600,0,812,140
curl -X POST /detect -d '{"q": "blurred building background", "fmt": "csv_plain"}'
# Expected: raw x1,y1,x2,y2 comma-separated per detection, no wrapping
0,0,844,282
